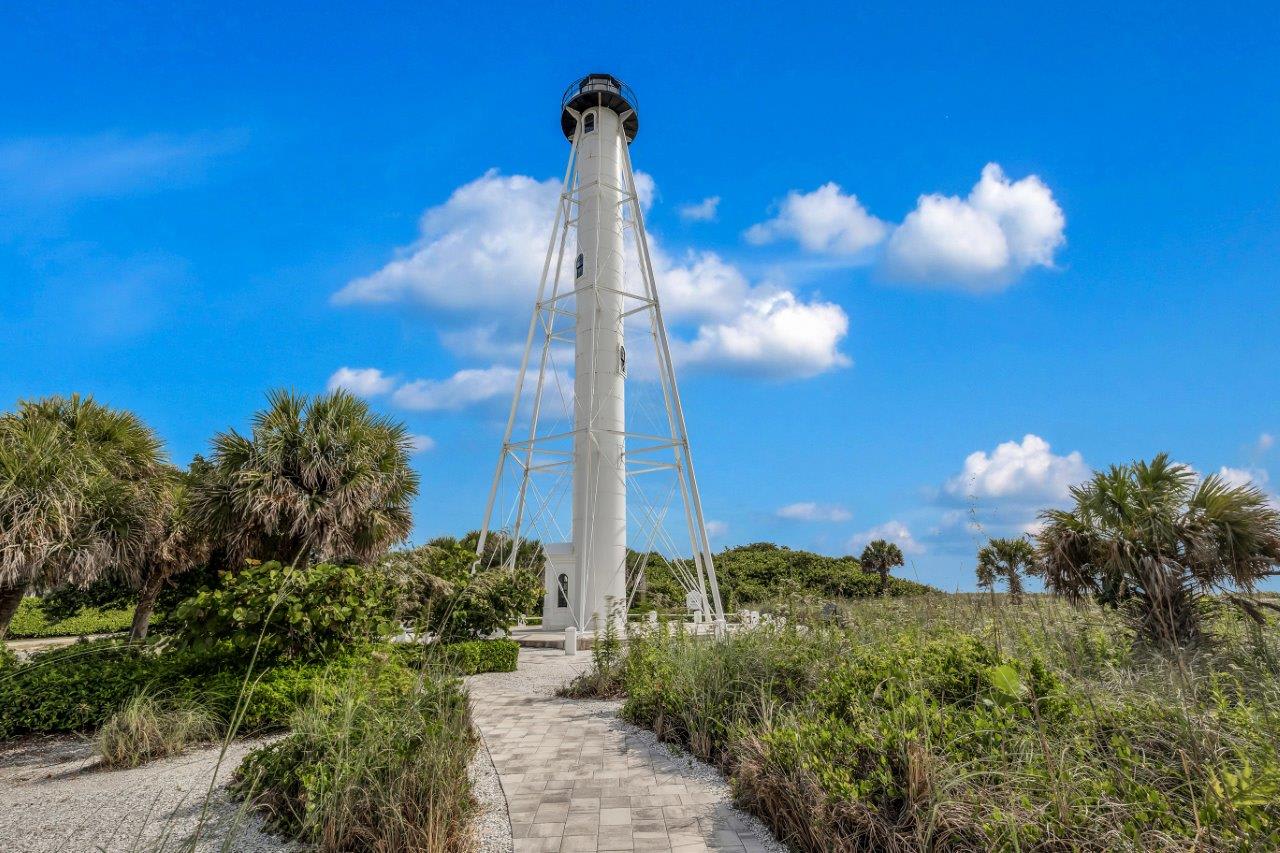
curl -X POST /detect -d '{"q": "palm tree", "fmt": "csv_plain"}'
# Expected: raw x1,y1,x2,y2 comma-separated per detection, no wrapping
0,395,166,638
859,539,905,597
192,389,419,568
975,537,1038,604
129,468,210,641
1036,453,1280,651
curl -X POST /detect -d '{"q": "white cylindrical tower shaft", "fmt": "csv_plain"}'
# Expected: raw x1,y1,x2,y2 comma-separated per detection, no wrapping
571,104,627,629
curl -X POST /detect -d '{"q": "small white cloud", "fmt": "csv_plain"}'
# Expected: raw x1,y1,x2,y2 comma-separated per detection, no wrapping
408,434,436,453
746,183,888,256
705,520,728,540
327,366,394,396
1218,466,1270,490
884,163,1065,290
390,365,518,412
945,434,1088,503
675,292,851,379
1257,433,1275,454
849,520,924,555
632,170,656,211
678,196,720,222
777,502,852,522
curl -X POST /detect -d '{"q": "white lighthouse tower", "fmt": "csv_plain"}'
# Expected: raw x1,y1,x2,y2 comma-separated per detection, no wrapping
477,74,723,634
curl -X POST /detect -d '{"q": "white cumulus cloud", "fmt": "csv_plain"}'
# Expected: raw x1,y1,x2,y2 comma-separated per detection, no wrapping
944,434,1088,504
327,366,395,396
674,292,851,379
884,163,1065,290
849,520,924,555
391,366,519,412
678,196,720,222
746,183,888,256
408,434,436,453
336,170,851,382
777,502,852,522
333,170,558,311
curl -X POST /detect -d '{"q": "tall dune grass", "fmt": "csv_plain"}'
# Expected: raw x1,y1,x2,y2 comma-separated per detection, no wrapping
569,594,1280,851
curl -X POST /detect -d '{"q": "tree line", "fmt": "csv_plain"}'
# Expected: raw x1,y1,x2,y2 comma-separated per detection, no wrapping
974,453,1280,651
0,389,418,640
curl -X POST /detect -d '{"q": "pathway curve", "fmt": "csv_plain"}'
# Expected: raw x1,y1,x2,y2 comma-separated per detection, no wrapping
468,648,780,853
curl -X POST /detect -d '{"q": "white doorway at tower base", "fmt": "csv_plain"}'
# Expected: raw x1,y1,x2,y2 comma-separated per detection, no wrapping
540,542,575,630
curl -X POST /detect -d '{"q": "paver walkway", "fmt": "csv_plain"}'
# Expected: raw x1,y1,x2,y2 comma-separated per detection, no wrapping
469,649,775,853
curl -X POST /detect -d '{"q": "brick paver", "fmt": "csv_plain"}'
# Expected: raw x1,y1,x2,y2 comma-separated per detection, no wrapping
469,649,772,853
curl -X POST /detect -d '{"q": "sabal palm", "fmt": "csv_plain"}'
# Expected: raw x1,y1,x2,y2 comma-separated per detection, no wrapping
130,468,210,640
1036,453,1280,651
975,537,1037,604
860,539,905,596
192,389,419,567
0,395,166,638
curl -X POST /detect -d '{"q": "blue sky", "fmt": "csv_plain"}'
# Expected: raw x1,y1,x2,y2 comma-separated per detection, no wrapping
2,2,1278,590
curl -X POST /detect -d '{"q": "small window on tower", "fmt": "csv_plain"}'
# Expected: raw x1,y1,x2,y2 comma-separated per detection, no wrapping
583,113,596,134
556,573,569,609
575,253,584,278
618,344,627,376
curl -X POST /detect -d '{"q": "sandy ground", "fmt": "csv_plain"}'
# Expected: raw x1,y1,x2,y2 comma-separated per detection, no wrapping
0,735,294,853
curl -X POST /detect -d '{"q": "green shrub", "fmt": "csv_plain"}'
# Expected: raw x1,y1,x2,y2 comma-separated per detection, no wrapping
391,638,520,675
594,598,1280,852
713,543,934,608
232,658,475,852
6,598,133,639
0,637,367,739
37,576,137,621
0,639,160,738
173,561,397,660
440,638,519,674
382,542,539,641
97,694,218,768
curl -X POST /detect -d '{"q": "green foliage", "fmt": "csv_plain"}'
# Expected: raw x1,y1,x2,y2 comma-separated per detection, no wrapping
173,561,397,660
381,542,539,642
976,536,1039,603
440,638,519,674
0,636,409,739
96,693,218,768
37,575,137,621
5,597,133,638
859,539,906,595
231,658,475,852
0,394,168,638
1037,453,1280,651
713,542,933,608
0,639,163,738
586,596,1280,851
190,388,419,567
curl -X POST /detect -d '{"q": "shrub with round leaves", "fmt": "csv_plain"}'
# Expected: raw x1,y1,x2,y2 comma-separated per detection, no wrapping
173,561,397,660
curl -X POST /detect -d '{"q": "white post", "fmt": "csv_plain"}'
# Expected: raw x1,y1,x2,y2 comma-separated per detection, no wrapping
564,626,578,656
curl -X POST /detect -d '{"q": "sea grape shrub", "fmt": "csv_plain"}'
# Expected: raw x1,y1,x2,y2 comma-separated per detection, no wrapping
380,542,538,642
0,640,159,738
174,561,397,660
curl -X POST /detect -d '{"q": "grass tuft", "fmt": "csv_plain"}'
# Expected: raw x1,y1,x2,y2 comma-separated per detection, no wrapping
97,693,219,768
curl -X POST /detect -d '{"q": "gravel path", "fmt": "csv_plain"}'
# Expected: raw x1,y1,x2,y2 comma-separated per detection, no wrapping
0,734,294,853
468,648,785,853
